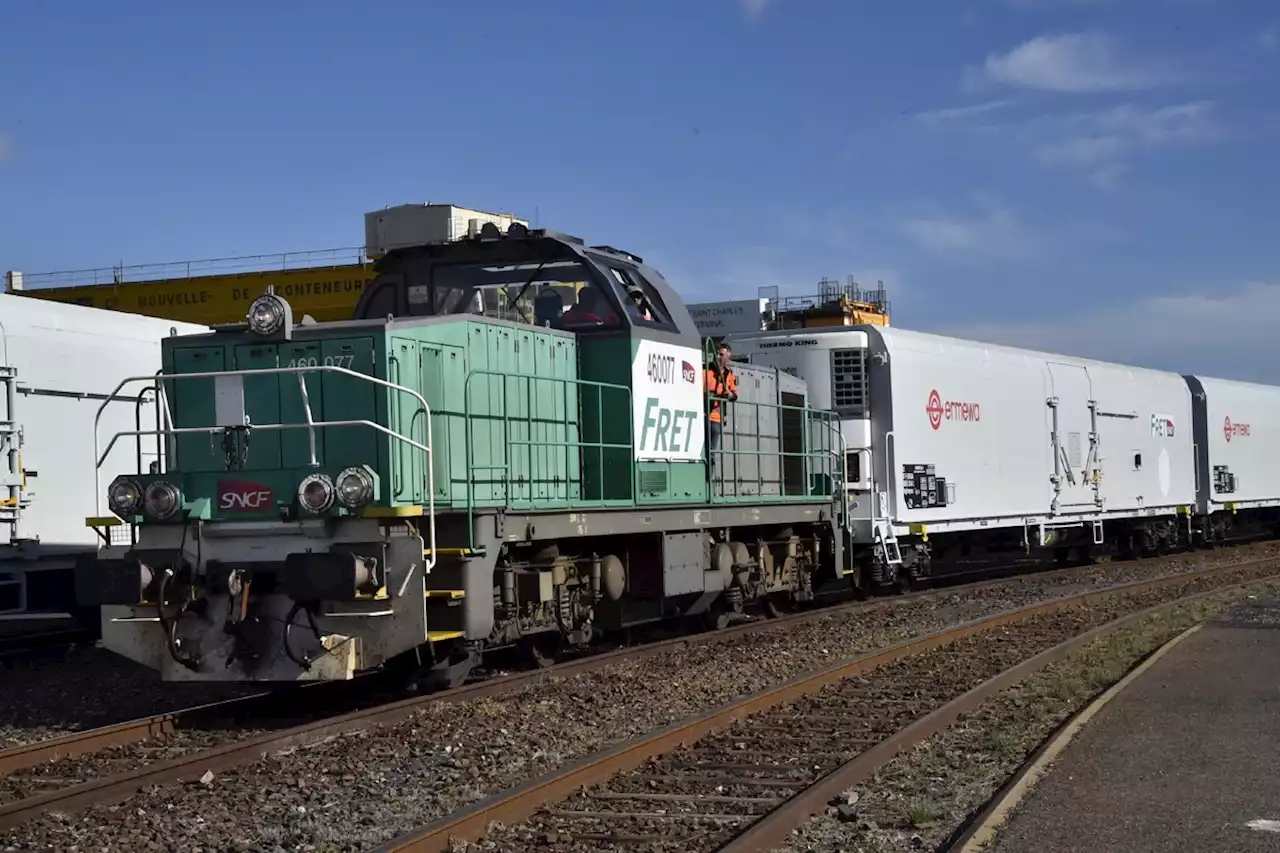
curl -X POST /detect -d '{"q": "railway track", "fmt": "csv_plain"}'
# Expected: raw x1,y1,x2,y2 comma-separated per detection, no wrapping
0,626,95,662
365,557,1280,853
0,543,1246,795
0,547,1276,843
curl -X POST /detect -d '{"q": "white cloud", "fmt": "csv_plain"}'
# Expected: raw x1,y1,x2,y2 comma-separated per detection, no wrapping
738,0,770,20
970,33,1171,93
0,133,12,161
916,99,1020,125
1032,100,1221,183
938,280,1280,383
915,96,1223,185
901,205,1032,260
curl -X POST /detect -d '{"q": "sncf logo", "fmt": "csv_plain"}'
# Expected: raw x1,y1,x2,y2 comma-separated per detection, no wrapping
681,360,696,384
926,389,981,431
218,480,274,512
1224,416,1251,442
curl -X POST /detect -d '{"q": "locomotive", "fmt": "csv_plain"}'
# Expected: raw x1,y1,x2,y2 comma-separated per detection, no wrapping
75,219,1280,687
77,223,847,687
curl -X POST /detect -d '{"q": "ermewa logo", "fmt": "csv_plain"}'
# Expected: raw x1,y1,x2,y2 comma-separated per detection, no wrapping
1225,416,1251,443
927,389,981,431
218,480,274,512
682,361,696,383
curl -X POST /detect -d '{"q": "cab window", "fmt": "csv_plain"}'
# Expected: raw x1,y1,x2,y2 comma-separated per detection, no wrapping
602,265,677,331
360,276,402,317
404,259,623,331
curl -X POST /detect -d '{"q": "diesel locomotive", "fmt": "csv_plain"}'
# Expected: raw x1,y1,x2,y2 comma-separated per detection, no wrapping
76,219,1280,687
77,223,851,687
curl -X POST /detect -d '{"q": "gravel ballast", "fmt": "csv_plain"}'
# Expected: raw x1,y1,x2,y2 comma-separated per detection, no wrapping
775,583,1280,853
4,548,1264,800
3,551,1277,852
3,544,1274,757
0,645,257,751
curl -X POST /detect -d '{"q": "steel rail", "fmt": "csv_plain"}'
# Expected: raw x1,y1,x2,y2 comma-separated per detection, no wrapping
716,583,1251,851
0,543,1243,781
0,689,274,777
364,557,1280,853
0,627,95,660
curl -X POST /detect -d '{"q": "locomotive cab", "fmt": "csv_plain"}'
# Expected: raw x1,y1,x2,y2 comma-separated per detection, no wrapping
355,225,716,505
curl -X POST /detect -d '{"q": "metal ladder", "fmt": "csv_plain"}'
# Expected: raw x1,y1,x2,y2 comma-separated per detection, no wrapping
874,521,903,567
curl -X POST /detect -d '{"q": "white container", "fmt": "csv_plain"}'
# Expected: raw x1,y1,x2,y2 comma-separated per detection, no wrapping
1186,374,1280,513
0,294,208,612
727,324,1199,538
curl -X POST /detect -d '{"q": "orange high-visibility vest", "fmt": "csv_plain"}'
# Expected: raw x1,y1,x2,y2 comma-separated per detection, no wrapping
705,367,737,423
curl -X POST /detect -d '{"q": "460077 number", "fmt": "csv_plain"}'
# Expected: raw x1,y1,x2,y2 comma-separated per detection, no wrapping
287,355,355,369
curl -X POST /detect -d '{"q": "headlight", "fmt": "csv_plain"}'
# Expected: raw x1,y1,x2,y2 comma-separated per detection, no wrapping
108,478,143,516
143,480,182,519
247,294,287,335
297,474,335,514
335,467,374,508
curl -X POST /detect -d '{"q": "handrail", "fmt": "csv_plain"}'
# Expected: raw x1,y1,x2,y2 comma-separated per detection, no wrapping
92,364,438,574
708,394,843,504
13,246,369,289
881,429,896,523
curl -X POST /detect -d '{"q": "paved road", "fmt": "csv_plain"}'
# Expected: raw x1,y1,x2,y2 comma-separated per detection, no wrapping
988,594,1280,853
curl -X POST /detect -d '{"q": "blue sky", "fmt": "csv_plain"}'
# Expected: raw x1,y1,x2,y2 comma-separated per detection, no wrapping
2,0,1278,380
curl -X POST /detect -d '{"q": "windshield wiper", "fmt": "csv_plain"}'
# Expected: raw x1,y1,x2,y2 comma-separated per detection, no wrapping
508,259,550,324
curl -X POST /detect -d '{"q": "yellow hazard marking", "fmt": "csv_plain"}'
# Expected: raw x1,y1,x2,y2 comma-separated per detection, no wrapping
362,505,424,518
427,630,465,642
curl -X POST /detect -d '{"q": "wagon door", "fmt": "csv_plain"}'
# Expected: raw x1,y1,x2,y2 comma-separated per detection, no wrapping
1046,363,1098,512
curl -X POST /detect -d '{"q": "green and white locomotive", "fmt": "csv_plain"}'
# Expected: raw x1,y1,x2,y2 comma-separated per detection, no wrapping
77,222,850,686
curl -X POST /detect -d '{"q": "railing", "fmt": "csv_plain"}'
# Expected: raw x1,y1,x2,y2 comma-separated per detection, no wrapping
462,370,636,544
91,364,438,572
707,395,844,504
9,247,370,290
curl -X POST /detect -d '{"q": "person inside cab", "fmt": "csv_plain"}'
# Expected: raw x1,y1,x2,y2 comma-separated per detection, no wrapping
705,342,738,468
533,285,565,328
562,285,617,326
625,284,654,321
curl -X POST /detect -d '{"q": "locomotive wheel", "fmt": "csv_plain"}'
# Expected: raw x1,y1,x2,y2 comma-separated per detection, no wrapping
518,633,563,669
701,602,732,632
762,592,794,618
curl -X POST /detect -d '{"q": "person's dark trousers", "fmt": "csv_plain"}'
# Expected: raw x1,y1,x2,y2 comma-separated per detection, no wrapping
707,419,721,472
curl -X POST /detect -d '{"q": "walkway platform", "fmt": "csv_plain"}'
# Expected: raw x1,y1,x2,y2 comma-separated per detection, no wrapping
985,594,1280,853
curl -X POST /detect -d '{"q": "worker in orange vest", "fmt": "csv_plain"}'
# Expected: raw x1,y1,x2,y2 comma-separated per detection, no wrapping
705,342,739,469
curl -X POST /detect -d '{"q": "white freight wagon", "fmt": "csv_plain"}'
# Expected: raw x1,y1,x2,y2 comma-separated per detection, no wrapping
1185,375,1280,518
0,294,208,618
727,324,1199,585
